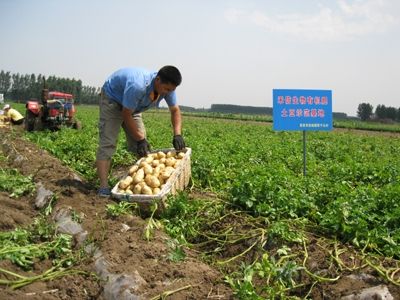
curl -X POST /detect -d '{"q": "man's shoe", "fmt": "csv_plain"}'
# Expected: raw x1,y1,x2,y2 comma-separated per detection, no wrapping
97,187,111,198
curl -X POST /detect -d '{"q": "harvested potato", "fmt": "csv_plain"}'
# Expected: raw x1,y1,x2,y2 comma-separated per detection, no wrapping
145,156,154,164
117,150,187,196
133,168,144,184
160,166,175,180
141,185,153,195
165,157,176,167
143,164,153,175
129,165,139,175
119,175,133,189
157,151,166,159
133,183,142,194
145,174,161,188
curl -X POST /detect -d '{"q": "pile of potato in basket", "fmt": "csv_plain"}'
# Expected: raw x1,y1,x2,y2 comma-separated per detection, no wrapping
116,150,185,195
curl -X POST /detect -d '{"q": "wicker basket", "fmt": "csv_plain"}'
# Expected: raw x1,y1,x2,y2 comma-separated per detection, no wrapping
111,147,192,213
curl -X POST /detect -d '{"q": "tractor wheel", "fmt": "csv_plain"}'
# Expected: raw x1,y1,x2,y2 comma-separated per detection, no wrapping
25,110,37,132
34,118,44,131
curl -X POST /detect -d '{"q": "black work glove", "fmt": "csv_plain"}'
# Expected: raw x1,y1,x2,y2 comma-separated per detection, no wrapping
137,138,151,157
172,135,185,151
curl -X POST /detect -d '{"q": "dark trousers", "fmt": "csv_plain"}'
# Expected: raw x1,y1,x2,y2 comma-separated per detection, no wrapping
12,118,24,125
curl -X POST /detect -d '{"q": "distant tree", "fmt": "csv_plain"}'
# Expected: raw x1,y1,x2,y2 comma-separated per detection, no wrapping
10,73,22,100
357,103,373,121
375,104,386,119
0,70,12,96
333,112,348,119
80,85,100,104
397,107,400,122
386,106,397,121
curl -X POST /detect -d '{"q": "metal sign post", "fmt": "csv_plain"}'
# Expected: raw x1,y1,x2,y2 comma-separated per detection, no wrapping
272,89,333,176
303,130,306,176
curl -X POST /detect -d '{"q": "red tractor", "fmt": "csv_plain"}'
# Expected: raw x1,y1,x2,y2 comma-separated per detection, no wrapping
25,89,81,131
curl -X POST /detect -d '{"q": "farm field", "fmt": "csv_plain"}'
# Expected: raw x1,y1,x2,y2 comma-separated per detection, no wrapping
1,104,399,299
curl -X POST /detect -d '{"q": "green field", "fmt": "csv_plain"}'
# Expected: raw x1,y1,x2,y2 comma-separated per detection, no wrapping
18,104,400,298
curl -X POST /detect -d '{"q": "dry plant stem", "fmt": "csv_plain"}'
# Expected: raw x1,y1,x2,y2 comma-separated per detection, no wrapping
391,268,400,281
302,240,340,283
303,281,318,299
149,284,192,300
217,236,261,265
365,258,400,286
0,267,27,280
330,240,368,271
0,265,86,289
25,289,59,296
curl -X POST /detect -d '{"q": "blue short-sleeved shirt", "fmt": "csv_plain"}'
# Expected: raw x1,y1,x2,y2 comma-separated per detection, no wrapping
102,67,177,113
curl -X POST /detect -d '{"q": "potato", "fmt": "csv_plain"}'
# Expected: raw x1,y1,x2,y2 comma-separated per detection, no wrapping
128,165,139,175
138,181,147,188
152,187,161,195
133,183,142,194
143,164,153,175
165,157,176,167
141,185,153,195
157,176,165,185
145,155,154,164
133,168,144,184
160,166,175,180
119,175,133,189
145,174,161,188
119,149,187,195
153,165,162,175
157,151,166,159
165,166,175,173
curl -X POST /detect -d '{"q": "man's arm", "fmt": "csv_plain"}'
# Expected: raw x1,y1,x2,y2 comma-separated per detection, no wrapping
169,105,182,135
122,107,145,141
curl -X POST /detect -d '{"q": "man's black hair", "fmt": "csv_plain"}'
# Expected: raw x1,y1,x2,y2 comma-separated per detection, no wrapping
157,66,182,86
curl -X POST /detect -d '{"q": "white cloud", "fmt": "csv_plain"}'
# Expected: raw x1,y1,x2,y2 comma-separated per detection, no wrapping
224,0,399,41
223,8,245,23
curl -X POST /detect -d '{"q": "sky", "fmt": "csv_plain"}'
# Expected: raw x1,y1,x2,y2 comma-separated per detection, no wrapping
1,0,399,116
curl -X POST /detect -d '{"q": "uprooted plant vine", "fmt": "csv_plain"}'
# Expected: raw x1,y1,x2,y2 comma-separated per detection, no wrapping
159,192,400,298
0,215,94,289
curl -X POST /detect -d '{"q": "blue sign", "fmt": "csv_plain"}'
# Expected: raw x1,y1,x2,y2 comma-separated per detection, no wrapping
273,89,332,131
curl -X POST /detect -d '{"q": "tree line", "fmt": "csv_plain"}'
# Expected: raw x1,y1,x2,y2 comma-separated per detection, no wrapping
357,103,400,122
0,70,101,104
1,70,398,122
